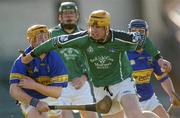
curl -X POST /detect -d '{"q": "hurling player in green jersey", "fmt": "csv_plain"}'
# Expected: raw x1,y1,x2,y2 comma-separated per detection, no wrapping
49,2,97,118
21,10,172,118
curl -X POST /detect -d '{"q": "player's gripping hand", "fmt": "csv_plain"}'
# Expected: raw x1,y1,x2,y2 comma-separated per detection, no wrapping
132,32,146,49
36,101,50,113
18,77,37,90
18,49,34,64
157,58,172,73
21,52,34,64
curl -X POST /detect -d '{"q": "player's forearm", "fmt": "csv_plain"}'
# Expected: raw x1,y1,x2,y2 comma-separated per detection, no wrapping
21,38,58,64
161,78,175,97
32,38,57,57
10,84,32,104
33,83,62,98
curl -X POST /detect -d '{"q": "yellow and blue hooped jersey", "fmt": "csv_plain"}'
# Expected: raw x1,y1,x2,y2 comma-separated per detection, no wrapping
9,47,68,99
127,50,169,102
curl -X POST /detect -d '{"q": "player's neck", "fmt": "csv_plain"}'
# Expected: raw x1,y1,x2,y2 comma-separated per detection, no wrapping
136,48,143,53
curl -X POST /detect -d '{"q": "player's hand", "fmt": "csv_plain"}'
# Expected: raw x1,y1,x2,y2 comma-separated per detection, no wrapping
36,101,50,113
71,75,87,89
21,52,34,64
18,77,37,90
157,58,172,73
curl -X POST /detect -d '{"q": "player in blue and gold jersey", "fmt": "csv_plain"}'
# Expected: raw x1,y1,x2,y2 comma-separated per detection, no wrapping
127,19,176,118
9,24,68,118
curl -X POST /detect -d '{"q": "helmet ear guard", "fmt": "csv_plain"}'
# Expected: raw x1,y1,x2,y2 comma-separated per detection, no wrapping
27,24,49,41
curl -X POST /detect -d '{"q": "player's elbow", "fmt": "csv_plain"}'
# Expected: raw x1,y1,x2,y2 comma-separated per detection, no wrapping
9,84,18,98
52,87,62,99
54,94,60,99
52,93,61,99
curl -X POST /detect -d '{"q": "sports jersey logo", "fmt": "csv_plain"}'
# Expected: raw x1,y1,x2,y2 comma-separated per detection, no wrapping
130,59,135,65
34,66,39,73
90,56,113,69
58,35,68,42
87,46,94,53
132,69,153,84
108,48,117,53
138,56,145,60
60,48,79,60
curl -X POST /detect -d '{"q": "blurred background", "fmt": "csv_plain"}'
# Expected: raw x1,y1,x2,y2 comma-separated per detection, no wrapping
0,0,179,117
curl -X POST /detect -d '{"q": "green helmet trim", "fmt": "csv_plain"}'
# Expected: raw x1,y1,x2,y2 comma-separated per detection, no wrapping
59,2,78,13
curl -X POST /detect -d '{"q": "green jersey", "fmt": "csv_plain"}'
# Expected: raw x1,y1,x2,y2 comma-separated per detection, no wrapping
33,29,160,87
49,24,88,81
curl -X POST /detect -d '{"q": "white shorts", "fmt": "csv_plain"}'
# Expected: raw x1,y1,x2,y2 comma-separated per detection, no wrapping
59,81,94,111
21,97,61,117
140,93,162,111
93,78,136,116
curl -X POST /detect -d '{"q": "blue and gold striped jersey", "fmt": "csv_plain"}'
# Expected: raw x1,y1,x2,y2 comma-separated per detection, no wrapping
9,47,68,99
127,50,169,102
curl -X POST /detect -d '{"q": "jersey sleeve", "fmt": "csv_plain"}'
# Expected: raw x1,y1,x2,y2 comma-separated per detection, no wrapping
9,56,27,84
152,60,169,83
33,31,88,57
49,51,68,87
143,38,160,59
114,31,139,51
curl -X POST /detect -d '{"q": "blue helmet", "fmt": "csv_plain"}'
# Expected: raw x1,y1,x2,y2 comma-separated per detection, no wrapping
128,19,148,31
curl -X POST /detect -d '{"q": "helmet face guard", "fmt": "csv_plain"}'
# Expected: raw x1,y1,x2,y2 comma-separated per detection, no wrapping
59,2,79,30
128,19,149,50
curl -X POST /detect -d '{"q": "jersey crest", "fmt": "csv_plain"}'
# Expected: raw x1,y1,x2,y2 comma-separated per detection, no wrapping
87,46,94,53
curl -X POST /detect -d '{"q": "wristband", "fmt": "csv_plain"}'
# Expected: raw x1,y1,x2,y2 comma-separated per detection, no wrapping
30,98,39,107
154,53,163,60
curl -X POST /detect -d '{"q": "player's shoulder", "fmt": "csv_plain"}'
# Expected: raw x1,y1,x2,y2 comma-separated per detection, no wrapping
68,30,88,39
72,30,87,36
49,25,61,32
12,54,25,68
111,29,130,39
